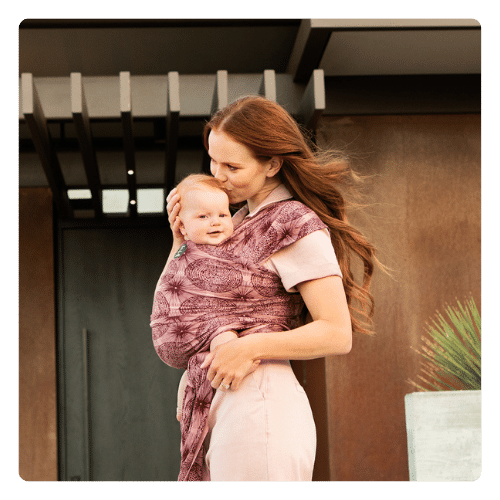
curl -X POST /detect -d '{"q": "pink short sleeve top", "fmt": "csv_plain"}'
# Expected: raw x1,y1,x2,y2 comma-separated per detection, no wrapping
233,185,343,293
263,227,342,292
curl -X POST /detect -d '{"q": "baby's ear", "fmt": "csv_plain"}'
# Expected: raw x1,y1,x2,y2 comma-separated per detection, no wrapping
178,218,188,239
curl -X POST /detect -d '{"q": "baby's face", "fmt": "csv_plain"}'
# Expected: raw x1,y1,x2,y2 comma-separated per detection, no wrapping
178,188,234,245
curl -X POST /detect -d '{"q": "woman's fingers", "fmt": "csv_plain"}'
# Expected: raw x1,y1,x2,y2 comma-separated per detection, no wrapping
202,339,260,391
167,195,181,222
207,366,224,389
202,352,229,389
167,194,180,215
172,216,182,236
204,356,228,390
166,189,180,224
166,187,178,204
206,361,258,391
211,372,232,391
200,351,215,369
227,378,239,391
217,378,232,392
165,189,184,241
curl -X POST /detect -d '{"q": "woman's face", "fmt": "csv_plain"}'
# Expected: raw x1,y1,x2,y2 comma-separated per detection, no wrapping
208,130,281,212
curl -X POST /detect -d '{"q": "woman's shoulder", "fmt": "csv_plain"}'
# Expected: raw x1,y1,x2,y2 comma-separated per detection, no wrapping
276,198,311,211
269,199,319,221
250,200,327,255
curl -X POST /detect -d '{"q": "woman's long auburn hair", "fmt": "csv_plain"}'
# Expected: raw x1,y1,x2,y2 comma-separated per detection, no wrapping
203,96,376,335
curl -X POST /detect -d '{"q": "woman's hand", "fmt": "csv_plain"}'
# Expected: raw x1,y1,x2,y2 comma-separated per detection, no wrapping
200,337,260,391
166,188,184,245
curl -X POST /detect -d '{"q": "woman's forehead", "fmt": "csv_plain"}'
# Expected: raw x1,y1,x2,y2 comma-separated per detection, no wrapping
208,130,253,163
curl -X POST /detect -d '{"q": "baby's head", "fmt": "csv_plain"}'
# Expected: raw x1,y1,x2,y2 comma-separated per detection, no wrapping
176,174,234,245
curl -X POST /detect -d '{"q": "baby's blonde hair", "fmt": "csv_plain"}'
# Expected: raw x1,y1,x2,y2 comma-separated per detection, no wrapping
176,174,229,198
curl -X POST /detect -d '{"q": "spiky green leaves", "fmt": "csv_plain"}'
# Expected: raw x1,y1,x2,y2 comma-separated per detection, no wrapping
409,297,481,392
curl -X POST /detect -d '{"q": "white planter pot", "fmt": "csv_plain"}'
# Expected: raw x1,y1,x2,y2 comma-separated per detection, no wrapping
404,390,481,481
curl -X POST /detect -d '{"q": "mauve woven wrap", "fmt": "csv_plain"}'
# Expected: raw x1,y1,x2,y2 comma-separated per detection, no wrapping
150,201,326,481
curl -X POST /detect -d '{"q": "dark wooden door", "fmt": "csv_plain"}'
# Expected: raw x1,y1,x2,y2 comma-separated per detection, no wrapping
57,225,183,481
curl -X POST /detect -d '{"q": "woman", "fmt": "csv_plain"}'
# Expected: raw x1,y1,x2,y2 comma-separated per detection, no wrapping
165,96,376,481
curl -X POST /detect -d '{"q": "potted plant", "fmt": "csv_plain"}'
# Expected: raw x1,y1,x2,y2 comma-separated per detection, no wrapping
404,296,481,481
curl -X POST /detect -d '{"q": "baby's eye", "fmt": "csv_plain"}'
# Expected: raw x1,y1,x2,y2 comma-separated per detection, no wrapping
227,165,237,172
198,215,208,219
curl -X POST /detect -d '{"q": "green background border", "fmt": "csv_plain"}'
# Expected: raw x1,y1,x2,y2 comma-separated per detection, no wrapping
6,0,492,500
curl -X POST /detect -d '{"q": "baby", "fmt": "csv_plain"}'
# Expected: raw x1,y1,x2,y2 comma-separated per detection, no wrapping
175,174,234,247
173,174,238,353
170,174,239,419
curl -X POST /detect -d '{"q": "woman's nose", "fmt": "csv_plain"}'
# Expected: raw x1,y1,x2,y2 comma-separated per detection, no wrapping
211,163,227,181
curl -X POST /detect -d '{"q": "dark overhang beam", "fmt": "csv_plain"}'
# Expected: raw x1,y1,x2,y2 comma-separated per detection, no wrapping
70,72,102,217
164,71,180,201
21,73,73,218
287,19,481,84
287,20,332,84
20,19,301,30
120,71,138,217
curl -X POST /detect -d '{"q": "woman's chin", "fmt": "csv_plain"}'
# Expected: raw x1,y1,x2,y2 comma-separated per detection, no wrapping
228,192,243,204
228,196,246,210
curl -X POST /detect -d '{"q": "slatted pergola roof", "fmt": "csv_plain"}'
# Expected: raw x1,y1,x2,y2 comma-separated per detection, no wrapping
19,19,480,220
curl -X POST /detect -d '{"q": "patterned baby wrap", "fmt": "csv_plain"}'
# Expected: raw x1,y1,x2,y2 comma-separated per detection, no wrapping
150,200,327,480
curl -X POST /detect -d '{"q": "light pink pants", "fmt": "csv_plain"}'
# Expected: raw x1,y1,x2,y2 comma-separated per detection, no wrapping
204,360,316,481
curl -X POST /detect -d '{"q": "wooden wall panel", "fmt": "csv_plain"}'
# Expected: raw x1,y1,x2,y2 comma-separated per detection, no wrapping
291,358,330,481
19,187,58,480
316,114,481,481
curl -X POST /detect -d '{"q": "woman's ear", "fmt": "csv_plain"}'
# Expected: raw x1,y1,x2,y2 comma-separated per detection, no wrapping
267,157,282,178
